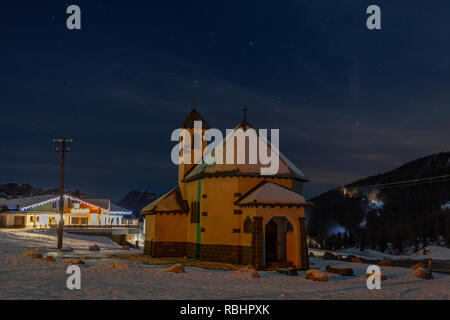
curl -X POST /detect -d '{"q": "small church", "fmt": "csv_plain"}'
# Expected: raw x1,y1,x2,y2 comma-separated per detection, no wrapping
142,108,312,270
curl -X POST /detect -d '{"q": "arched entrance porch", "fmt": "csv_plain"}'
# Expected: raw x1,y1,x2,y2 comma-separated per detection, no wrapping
250,208,309,270
264,217,295,266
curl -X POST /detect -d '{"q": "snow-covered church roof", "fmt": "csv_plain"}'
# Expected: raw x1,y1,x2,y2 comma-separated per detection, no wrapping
183,120,308,182
234,181,313,207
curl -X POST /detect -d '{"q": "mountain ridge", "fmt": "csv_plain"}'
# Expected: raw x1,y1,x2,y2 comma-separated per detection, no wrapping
307,151,450,252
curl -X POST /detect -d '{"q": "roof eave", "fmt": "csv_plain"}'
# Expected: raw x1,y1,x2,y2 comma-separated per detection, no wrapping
235,201,314,207
183,172,309,183
142,210,188,215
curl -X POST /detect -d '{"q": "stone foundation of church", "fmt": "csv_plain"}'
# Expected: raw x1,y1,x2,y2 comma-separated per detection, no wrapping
144,240,188,257
199,244,253,265
144,217,309,270
144,240,253,266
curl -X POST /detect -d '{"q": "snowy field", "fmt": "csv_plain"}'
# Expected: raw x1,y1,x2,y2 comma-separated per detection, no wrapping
310,246,450,261
0,229,449,300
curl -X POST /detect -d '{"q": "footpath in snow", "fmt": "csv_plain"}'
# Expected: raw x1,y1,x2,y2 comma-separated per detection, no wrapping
0,229,449,300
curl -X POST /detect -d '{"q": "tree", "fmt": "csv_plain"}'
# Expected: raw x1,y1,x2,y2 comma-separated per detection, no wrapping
378,231,387,253
360,230,367,252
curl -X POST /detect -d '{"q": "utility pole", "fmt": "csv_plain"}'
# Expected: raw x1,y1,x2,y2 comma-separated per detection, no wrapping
53,138,72,249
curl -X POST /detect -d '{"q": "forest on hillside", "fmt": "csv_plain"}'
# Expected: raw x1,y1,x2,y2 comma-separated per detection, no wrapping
307,152,450,252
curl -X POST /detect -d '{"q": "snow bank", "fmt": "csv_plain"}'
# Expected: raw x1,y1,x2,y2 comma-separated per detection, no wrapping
337,247,409,260
0,229,449,299
332,245,450,261
408,246,450,261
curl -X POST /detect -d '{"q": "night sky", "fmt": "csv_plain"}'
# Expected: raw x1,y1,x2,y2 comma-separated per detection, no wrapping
1,1,449,201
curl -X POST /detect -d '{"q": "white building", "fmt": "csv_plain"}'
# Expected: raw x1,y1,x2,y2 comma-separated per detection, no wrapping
0,193,132,228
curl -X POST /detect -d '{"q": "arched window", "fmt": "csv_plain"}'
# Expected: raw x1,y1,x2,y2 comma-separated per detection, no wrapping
243,216,253,233
190,201,200,223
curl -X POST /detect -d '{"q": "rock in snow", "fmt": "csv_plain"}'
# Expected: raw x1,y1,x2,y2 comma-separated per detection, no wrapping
165,263,185,273
413,268,432,280
43,256,55,262
305,269,328,282
288,267,298,276
67,259,85,265
233,265,260,279
378,259,392,267
365,271,387,281
325,265,354,276
411,262,424,270
89,245,100,251
23,248,42,257
105,263,129,270
23,250,34,257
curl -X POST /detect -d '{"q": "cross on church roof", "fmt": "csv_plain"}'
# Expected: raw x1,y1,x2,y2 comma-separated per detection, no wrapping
243,106,248,122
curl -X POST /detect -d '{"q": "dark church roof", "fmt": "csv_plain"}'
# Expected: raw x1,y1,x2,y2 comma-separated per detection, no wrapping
179,108,211,129
235,120,253,131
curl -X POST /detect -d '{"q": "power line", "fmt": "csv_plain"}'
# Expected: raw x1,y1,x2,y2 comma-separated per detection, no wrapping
339,174,450,194
349,162,450,183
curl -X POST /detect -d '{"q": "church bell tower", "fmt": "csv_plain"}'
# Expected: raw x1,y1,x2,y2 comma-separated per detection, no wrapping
178,108,210,184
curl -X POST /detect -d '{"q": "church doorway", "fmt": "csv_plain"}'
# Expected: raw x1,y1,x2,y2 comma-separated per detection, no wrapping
265,219,278,263
264,217,291,267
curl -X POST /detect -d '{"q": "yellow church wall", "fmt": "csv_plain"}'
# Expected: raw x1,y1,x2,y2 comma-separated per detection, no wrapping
145,214,188,242
182,177,243,246
158,214,188,242
145,215,155,241
286,230,295,264
180,176,301,248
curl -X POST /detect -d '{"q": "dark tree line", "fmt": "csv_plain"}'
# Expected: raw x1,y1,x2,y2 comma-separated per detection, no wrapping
307,176,450,252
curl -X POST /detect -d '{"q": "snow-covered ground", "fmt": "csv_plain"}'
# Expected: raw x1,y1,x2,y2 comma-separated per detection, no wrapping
310,245,450,261
0,229,449,300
